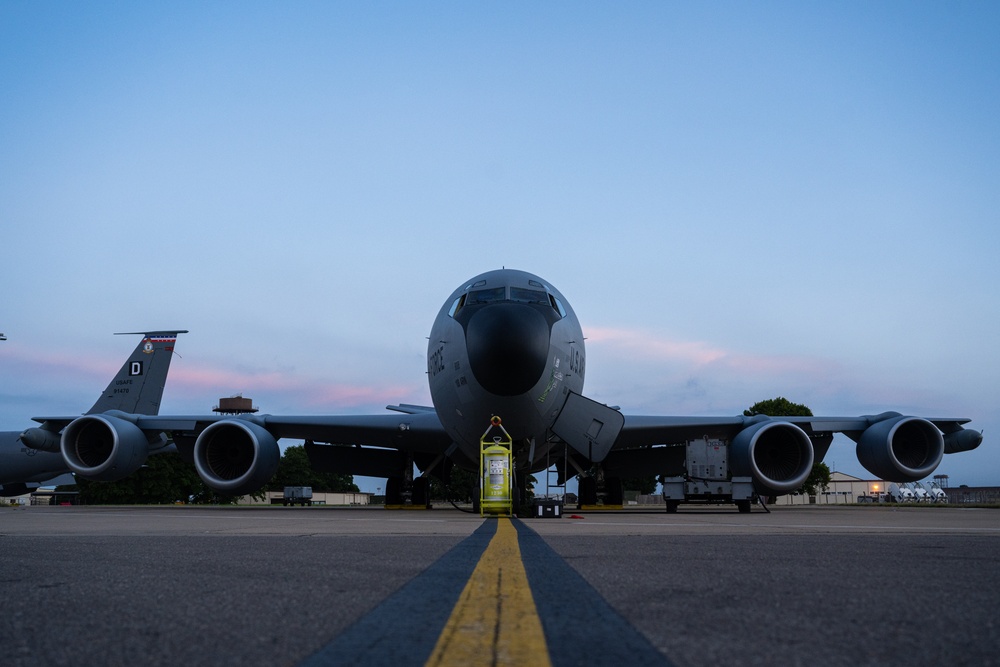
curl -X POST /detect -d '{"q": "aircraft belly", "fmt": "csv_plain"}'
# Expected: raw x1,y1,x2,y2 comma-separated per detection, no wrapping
1,446,67,484
453,387,548,444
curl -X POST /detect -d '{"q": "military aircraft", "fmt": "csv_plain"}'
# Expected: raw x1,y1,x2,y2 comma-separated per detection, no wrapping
22,271,983,510
2,331,186,497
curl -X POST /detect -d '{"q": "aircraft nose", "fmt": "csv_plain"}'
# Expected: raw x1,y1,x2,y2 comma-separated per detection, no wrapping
465,303,551,397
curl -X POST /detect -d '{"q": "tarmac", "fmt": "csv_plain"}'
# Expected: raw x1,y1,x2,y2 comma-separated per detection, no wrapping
1,504,997,666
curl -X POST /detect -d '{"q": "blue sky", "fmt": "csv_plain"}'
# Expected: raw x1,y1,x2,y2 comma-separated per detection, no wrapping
2,2,998,490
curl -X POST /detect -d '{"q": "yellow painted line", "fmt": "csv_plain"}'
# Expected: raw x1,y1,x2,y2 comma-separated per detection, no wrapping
425,518,551,667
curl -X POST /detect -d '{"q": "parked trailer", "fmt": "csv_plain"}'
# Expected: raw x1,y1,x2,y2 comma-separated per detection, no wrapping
283,486,313,506
928,482,949,503
887,483,915,503
857,492,890,503
911,482,932,502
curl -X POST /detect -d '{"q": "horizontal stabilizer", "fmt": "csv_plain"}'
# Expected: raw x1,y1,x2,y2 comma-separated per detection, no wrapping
386,404,436,414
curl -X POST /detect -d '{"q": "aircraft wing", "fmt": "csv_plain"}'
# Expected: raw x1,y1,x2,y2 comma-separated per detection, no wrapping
253,411,451,452
129,410,456,489
614,414,976,448
589,411,982,493
135,410,452,454
30,407,454,497
548,392,963,468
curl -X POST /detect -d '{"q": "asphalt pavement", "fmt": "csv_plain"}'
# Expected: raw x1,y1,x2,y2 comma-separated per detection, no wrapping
1,505,997,666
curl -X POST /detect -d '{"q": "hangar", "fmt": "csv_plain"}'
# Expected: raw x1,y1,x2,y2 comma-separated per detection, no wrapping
773,471,886,505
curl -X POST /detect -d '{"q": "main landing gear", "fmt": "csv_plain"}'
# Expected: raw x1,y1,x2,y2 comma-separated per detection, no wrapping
577,469,624,509
384,452,432,509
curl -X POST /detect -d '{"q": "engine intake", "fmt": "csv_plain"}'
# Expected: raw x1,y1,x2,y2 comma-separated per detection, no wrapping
731,420,815,495
60,414,149,481
857,413,943,482
193,420,280,496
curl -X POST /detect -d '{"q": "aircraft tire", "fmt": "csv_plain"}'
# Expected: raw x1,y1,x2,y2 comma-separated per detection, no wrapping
412,477,430,508
605,477,624,505
511,473,526,516
385,477,403,505
736,499,752,513
578,477,597,506
665,500,679,513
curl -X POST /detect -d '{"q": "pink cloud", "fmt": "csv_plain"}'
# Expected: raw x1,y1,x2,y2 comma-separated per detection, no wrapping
586,326,728,366
585,325,836,376
166,365,426,412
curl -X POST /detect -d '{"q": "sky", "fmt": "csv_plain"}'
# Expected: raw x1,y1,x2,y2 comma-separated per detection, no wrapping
2,1,998,492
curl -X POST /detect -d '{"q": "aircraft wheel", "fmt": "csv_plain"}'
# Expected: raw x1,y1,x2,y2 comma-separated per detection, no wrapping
736,499,752,513
578,477,597,506
412,477,430,508
511,473,528,516
605,477,624,505
665,500,679,513
385,477,403,505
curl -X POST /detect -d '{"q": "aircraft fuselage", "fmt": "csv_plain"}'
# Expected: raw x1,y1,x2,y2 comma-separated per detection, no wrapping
0,431,68,495
427,269,585,464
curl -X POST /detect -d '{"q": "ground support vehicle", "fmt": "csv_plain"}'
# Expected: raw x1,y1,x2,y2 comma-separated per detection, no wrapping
660,438,756,513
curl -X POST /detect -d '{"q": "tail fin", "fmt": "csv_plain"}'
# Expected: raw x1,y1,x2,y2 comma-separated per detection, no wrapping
86,330,188,416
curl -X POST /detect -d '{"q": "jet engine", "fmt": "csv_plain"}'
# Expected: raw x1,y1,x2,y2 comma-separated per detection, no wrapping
60,414,150,481
856,413,943,482
193,420,280,496
731,419,815,495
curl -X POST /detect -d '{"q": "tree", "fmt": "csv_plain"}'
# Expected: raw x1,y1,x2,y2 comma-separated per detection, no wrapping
799,461,831,496
71,446,355,505
429,465,477,502
744,396,830,496
622,477,658,495
265,445,359,493
744,396,812,418
73,452,209,504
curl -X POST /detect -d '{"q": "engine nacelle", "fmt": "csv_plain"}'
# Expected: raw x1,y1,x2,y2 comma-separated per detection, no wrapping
731,419,815,495
193,420,280,496
944,428,983,454
857,414,943,482
60,414,149,482
20,427,63,453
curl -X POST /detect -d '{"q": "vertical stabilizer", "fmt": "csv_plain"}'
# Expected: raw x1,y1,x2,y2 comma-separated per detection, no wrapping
86,331,187,415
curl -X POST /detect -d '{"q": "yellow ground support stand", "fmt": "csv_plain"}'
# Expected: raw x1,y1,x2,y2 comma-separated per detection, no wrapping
480,416,513,517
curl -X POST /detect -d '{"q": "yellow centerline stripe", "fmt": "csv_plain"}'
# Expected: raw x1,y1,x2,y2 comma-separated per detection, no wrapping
425,518,552,667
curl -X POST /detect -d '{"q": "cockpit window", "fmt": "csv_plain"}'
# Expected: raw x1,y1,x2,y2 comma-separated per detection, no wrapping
448,295,465,318
550,295,567,318
465,287,507,306
509,287,550,306
450,285,566,319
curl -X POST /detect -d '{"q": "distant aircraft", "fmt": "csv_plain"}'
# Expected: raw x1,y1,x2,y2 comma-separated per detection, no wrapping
1,331,186,497
22,271,983,510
